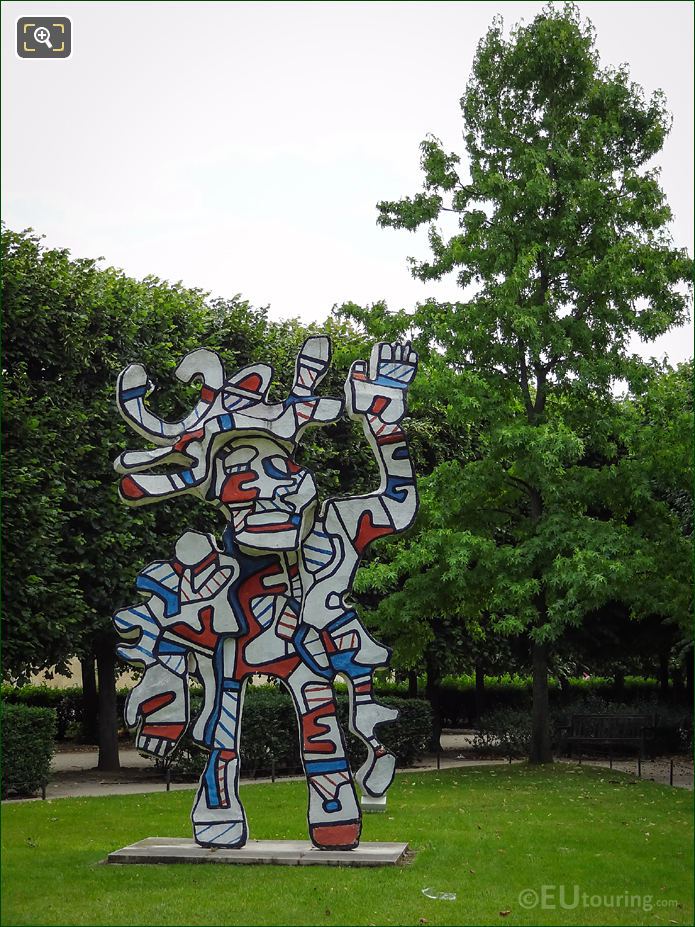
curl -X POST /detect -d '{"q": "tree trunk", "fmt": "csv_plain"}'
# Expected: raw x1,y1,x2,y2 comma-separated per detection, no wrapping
657,651,670,700
686,653,693,706
474,661,485,727
613,669,625,700
529,641,553,764
80,653,99,744
95,634,120,771
424,652,442,753
558,673,571,705
407,670,418,698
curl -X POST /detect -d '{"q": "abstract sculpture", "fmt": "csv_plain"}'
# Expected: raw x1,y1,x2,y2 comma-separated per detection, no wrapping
113,337,418,850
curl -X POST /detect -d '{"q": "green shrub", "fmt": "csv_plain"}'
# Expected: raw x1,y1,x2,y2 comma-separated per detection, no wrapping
1,704,56,798
161,686,432,781
472,708,533,758
0,684,130,741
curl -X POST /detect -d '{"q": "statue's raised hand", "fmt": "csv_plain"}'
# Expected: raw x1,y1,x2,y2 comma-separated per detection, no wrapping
345,342,418,424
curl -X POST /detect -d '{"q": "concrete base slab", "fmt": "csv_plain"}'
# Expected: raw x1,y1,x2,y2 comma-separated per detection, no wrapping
361,794,387,813
107,837,409,867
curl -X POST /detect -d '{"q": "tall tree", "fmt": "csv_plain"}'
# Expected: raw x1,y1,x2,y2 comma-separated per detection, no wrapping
342,3,692,761
1,226,271,767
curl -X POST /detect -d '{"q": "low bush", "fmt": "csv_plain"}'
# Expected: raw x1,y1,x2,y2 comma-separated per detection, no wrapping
0,684,130,741
1,704,57,798
472,708,534,758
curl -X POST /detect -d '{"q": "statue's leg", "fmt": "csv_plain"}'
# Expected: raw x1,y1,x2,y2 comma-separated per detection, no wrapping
325,615,398,798
284,664,361,850
191,643,247,848
345,673,398,798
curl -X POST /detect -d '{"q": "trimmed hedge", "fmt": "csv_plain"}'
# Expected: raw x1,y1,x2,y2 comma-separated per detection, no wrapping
2,704,57,798
1,674,678,743
0,685,128,741
161,688,432,781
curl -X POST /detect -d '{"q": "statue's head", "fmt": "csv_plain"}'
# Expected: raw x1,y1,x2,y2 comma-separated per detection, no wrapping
212,435,317,551
114,337,339,553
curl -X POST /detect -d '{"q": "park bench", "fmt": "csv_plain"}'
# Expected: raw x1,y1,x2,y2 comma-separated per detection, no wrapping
559,713,656,759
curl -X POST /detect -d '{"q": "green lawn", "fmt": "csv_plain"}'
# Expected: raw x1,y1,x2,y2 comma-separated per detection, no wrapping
1,765,692,926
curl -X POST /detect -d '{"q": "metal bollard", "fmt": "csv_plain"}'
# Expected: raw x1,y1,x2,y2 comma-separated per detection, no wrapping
165,767,171,792
637,756,642,778
271,758,276,783
436,749,441,770
670,760,674,786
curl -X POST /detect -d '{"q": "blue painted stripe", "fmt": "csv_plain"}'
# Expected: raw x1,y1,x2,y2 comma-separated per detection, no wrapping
375,374,406,389
304,543,332,556
219,414,233,430
181,470,196,486
136,575,180,617
326,610,358,632
216,720,235,741
204,749,221,806
304,556,326,567
255,600,274,619
120,385,147,401
158,641,186,655
305,758,349,775
128,607,152,620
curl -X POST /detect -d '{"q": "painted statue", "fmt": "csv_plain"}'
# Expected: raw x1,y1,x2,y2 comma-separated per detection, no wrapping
113,337,418,850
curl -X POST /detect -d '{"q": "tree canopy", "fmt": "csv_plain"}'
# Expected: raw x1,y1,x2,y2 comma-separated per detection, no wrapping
341,2,693,762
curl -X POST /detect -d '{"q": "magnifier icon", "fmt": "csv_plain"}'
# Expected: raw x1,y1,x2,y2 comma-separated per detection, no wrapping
33,26,53,49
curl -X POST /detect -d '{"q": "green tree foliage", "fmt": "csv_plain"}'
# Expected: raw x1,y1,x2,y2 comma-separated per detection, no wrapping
342,4,693,762
2,226,263,678
2,227,273,767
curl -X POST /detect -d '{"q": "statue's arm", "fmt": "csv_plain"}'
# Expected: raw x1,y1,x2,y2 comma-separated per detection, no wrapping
324,343,418,553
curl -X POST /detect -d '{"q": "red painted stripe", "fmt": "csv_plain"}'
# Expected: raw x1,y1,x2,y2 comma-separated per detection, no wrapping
376,430,406,445
141,723,185,738
140,692,176,716
193,551,218,576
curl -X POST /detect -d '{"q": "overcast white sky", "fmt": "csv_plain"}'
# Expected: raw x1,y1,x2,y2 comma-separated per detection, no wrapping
2,1,693,363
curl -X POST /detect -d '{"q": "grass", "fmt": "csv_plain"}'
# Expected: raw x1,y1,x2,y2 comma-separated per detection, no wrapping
1,764,692,926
